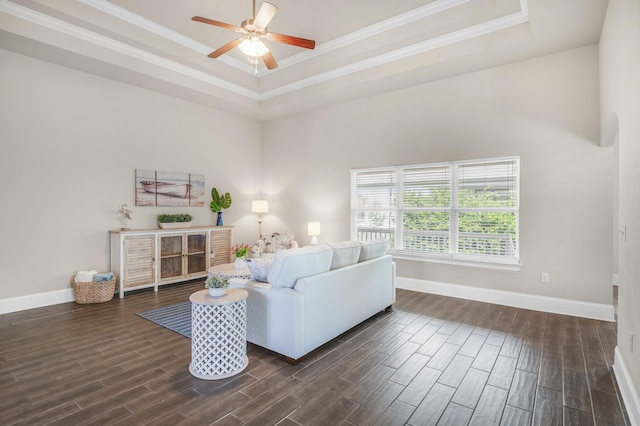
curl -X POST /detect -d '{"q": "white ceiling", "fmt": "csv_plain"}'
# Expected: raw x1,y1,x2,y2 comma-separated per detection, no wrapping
0,0,608,120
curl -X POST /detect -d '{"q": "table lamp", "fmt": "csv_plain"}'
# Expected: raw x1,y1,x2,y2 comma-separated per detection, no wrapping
308,222,321,245
251,200,269,238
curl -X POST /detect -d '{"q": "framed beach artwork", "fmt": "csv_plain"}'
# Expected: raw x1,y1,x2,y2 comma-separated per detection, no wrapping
135,169,205,207
189,173,205,207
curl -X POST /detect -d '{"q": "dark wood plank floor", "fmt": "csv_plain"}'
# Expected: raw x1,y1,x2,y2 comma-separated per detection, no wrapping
0,281,630,425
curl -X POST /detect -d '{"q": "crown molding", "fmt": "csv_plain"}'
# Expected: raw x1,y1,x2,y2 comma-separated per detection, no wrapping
0,0,260,98
1,0,530,102
78,0,254,73
80,0,475,77
261,6,530,100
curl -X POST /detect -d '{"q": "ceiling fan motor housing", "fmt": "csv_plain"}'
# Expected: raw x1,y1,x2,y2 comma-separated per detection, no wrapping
241,19,266,35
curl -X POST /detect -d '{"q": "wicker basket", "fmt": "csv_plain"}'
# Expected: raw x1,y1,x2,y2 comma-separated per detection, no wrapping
72,278,116,304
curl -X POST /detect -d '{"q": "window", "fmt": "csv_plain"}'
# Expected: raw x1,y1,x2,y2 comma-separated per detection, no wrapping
351,156,520,265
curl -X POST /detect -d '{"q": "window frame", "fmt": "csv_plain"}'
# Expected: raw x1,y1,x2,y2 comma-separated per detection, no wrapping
351,156,521,269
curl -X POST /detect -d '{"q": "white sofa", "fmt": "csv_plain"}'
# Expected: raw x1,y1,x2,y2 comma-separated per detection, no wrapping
229,240,396,361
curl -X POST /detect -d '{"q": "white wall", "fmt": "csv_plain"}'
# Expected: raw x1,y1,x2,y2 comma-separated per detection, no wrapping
600,0,640,420
0,44,612,309
0,49,262,301
262,45,613,305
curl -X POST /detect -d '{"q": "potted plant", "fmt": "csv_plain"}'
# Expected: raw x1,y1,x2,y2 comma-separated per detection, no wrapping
210,187,232,226
157,213,193,229
205,273,230,297
231,243,252,268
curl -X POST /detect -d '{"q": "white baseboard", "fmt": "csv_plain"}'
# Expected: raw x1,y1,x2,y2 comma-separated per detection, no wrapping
0,288,75,314
614,347,640,426
397,276,615,322
3,277,614,321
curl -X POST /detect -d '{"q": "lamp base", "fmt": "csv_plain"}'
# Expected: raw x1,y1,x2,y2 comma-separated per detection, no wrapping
310,236,318,245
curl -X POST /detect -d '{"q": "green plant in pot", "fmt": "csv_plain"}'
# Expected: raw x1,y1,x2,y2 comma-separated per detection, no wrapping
210,187,232,226
157,213,193,229
205,273,229,297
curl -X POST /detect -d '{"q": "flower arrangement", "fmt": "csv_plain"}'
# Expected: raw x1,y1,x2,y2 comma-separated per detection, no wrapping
231,243,251,258
205,273,229,289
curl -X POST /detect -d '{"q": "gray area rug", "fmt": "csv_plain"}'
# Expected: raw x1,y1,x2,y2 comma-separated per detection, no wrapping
137,301,191,338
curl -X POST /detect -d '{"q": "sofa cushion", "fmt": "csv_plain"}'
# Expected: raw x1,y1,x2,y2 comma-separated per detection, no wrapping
358,239,390,262
264,233,297,254
267,244,333,289
250,233,299,257
244,256,274,282
328,241,362,270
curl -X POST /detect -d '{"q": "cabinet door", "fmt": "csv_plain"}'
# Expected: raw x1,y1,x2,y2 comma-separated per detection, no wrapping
123,235,155,288
186,232,207,276
210,229,232,266
160,234,183,280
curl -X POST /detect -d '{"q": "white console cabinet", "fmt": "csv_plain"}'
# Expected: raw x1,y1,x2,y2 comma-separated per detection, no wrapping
109,226,232,298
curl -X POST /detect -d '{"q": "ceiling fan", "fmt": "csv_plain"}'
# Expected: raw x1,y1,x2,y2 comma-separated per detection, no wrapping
192,0,316,72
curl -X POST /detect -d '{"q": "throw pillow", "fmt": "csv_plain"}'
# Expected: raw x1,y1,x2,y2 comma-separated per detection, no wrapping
250,239,266,258
245,256,274,282
262,233,297,253
328,241,362,270
267,244,333,289
358,239,390,262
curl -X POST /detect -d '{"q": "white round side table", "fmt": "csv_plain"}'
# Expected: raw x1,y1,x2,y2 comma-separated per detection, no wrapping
189,288,248,380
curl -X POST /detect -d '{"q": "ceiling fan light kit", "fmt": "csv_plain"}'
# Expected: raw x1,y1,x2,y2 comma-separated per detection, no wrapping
238,36,269,58
193,0,316,72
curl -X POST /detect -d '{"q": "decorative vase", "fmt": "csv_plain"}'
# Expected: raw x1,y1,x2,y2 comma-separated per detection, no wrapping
234,257,245,269
216,211,223,226
208,287,226,297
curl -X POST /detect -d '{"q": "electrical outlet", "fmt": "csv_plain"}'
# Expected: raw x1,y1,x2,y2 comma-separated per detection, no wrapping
630,332,634,353
541,272,550,283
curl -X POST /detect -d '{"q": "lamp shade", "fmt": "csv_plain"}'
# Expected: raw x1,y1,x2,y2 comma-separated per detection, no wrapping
251,200,269,214
308,222,320,245
308,222,321,236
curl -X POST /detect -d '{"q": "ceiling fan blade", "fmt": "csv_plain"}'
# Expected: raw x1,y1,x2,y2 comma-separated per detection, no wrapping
262,51,278,70
192,16,241,32
253,2,278,29
208,39,243,58
268,33,316,50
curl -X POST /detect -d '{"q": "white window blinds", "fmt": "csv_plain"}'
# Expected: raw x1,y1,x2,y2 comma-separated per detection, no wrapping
351,156,520,264
400,165,451,254
353,169,397,243
454,159,519,259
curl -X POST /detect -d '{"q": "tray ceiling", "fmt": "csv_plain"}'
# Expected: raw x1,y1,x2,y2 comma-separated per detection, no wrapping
0,0,608,120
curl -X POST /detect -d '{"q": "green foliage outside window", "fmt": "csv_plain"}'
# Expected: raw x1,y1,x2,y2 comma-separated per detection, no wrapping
353,158,519,259
403,186,517,256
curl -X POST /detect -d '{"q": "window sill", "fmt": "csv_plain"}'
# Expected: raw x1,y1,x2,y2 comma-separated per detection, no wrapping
390,252,523,271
